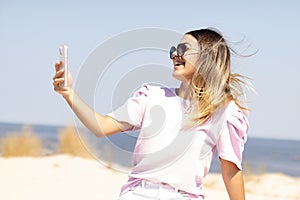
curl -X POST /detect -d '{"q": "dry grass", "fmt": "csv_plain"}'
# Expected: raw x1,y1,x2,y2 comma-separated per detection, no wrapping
243,161,267,193
57,126,93,159
243,161,254,182
243,161,266,183
0,125,43,157
0,124,100,161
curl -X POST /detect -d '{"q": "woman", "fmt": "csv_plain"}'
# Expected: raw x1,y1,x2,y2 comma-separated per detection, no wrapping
53,28,249,200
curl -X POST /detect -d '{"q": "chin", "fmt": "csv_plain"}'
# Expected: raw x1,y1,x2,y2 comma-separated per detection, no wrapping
172,72,186,82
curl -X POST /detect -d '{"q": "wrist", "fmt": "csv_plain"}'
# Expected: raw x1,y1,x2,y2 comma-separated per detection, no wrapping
64,88,74,107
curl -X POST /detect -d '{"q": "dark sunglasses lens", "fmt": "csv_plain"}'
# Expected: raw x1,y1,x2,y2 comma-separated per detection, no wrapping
177,44,187,57
170,46,176,59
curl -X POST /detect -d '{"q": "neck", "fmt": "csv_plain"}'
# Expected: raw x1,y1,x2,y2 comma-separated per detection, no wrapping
177,82,193,100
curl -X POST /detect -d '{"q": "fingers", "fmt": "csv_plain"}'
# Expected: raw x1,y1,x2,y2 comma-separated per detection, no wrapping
54,84,68,91
53,77,63,89
55,61,62,71
53,67,65,90
53,61,72,99
52,69,64,80
53,78,69,92
53,77,64,85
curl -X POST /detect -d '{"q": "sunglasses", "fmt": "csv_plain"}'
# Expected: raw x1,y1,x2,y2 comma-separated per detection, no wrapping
169,43,199,59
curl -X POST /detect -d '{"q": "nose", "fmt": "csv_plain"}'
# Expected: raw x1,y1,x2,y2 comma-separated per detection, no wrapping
170,46,177,59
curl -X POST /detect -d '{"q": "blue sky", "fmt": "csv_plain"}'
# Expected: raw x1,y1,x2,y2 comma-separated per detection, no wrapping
0,0,299,140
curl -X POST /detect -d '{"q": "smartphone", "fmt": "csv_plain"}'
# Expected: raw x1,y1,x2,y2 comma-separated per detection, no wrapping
58,45,68,87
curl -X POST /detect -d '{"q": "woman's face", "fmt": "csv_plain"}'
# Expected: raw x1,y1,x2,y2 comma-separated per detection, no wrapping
171,34,200,83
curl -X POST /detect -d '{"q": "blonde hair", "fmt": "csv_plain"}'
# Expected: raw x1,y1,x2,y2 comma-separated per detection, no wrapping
186,28,250,125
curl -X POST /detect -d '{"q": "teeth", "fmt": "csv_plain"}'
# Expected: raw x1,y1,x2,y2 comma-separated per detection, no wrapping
175,62,184,65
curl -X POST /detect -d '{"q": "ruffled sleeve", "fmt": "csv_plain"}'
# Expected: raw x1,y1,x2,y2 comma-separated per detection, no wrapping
107,83,150,131
217,106,249,170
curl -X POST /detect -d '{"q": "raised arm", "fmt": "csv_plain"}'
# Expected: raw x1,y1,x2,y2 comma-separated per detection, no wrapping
220,158,245,200
52,62,132,137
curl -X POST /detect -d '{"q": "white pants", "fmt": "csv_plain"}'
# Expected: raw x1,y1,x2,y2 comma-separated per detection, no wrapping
118,180,204,200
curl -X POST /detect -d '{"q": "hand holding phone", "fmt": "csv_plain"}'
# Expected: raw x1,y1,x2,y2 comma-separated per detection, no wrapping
58,45,68,87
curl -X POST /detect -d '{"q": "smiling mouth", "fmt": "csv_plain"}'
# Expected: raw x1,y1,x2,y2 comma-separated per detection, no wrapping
173,58,185,69
173,57,185,66
174,61,185,66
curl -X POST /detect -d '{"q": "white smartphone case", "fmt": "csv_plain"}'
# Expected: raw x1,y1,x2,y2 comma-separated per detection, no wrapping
58,45,68,87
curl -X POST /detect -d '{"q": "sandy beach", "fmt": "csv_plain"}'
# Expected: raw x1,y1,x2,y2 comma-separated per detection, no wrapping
0,155,299,200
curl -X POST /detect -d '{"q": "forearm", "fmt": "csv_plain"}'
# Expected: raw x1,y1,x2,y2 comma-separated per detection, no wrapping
221,159,245,200
64,89,116,137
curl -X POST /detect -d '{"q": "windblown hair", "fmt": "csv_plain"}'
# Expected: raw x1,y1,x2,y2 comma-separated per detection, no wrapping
186,28,250,125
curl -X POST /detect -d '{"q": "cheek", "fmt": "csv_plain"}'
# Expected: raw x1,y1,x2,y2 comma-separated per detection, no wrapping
183,62,196,79
185,61,196,74
184,56,198,67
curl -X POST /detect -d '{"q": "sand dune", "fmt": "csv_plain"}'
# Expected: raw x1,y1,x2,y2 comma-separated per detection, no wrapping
0,155,299,200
